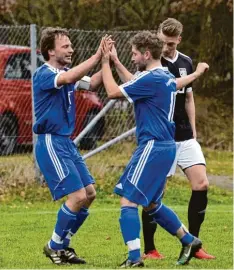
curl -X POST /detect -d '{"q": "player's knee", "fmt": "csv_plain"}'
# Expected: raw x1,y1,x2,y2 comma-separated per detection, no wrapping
86,188,96,202
72,189,88,204
192,177,209,190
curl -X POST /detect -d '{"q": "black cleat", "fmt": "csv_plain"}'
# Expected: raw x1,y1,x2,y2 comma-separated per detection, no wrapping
119,258,144,268
177,237,202,265
43,244,66,265
63,247,86,264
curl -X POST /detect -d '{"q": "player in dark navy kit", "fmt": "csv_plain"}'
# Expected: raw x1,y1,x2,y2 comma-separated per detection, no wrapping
101,31,209,267
142,18,215,261
33,27,112,265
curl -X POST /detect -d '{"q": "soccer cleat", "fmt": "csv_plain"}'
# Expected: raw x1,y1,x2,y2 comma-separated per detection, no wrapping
119,258,144,268
176,237,202,265
63,247,86,264
194,248,216,259
142,249,165,260
43,244,65,265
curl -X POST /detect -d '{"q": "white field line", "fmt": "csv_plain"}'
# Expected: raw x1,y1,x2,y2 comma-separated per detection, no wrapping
1,206,233,215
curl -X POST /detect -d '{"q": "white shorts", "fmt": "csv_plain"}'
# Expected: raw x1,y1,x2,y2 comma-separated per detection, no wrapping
167,139,206,177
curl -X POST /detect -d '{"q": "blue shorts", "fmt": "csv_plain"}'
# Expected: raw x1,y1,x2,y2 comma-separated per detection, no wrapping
35,134,95,201
114,140,176,207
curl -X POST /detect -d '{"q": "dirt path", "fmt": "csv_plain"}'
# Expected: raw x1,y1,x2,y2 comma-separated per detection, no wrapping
207,174,233,191
176,171,233,191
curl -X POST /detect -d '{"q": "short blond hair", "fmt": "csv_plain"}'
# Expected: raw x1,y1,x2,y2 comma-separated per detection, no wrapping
158,18,183,37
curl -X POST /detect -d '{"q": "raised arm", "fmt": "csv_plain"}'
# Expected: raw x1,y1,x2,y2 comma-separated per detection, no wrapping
110,45,134,83
57,35,113,86
102,41,124,99
176,62,209,90
57,50,101,86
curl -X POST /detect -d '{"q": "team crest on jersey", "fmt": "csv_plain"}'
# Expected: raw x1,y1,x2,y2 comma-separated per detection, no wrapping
179,68,187,77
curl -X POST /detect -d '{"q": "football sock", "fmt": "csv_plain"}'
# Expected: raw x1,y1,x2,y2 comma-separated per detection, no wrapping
148,203,182,235
119,206,141,262
49,203,78,250
142,209,157,253
148,203,194,245
180,231,194,246
63,207,89,248
188,190,208,237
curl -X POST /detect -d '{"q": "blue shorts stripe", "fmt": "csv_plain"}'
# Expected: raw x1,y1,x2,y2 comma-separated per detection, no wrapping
131,140,154,186
133,140,154,186
130,140,152,185
48,134,66,179
45,134,65,180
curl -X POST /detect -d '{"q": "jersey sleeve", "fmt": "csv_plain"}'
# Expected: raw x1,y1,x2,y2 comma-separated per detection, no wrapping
39,67,65,91
119,71,156,103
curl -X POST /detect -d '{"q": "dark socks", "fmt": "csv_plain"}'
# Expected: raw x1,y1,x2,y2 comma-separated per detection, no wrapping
188,190,208,237
142,209,157,253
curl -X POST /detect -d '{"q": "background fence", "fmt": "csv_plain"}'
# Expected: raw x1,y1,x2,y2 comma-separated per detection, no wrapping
0,25,232,198
0,24,140,193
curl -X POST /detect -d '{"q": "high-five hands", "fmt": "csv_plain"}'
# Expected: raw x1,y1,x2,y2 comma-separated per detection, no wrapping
101,37,113,64
96,34,114,60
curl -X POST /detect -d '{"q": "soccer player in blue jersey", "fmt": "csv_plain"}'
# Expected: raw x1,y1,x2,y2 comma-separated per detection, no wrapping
101,31,209,267
142,18,215,261
33,27,111,265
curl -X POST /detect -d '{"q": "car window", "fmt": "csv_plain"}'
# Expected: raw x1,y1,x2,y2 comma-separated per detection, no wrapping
4,52,44,80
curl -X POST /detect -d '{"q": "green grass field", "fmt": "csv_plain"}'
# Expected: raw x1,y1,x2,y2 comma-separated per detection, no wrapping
0,193,233,269
0,145,233,268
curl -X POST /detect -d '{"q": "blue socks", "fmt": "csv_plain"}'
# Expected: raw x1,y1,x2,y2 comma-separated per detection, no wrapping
63,207,89,248
50,203,77,250
148,203,182,235
119,206,141,262
148,203,194,245
180,232,194,246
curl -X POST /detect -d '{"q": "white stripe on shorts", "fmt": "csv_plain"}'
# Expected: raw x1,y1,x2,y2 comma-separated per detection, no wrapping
130,140,154,186
45,134,65,180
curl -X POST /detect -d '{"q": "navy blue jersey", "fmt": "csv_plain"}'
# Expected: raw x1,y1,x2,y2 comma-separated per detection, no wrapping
33,63,75,136
161,51,194,141
120,67,177,145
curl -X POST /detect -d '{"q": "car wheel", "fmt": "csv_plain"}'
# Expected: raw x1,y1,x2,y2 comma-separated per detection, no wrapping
79,110,105,151
0,114,17,155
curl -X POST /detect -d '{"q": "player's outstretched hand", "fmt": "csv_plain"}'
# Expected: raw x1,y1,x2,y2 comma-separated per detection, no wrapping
110,44,118,62
101,39,111,64
195,62,209,77
96,35,114,60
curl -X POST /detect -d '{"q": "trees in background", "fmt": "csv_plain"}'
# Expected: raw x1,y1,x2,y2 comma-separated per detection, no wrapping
0,0,232,148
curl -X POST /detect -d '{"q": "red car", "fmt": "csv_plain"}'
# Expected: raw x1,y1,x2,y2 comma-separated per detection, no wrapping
0,45,105,155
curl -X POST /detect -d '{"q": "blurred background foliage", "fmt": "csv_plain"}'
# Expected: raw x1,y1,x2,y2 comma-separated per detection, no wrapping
0,0,232,149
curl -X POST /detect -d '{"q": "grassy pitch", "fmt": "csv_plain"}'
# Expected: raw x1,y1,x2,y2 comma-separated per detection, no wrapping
0,198,232,269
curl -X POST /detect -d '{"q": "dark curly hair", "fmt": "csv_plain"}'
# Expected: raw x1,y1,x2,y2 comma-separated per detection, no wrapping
130,31,163,60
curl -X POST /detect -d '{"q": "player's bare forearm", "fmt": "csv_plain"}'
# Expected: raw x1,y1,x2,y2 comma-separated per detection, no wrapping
57,54,100,86
185,92,196,138
90,70,102,91
176,72,198,90
176,62,209,90
113,58,134,83
102,62,123,99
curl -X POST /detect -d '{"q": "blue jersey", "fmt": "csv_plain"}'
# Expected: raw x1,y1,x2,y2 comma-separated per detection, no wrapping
120,67,176,144
33,63,75,136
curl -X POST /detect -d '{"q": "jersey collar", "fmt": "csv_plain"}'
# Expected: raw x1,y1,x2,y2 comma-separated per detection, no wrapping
162,50,179,63
44,62,67,73
149,66,165,71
